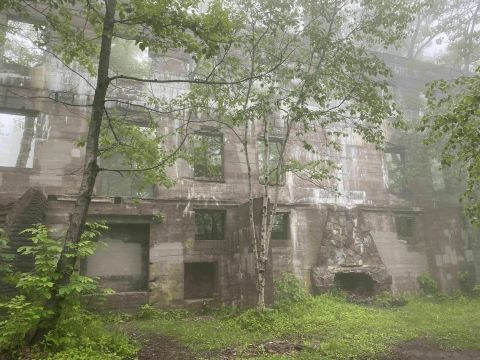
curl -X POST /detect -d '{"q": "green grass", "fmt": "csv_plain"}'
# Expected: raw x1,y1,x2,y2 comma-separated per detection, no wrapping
129,294,480,359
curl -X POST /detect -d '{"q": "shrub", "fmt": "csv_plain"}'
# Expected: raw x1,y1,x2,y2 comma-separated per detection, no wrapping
459,269,477,295
373,291,407,307
473,285,480,298
418,272,439,295
234,308,278,332
0,228,12,278
134,303,189,321
274,272,311,306
0,223,137,359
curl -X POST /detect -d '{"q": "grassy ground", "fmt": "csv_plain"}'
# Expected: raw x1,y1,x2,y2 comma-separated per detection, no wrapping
127,294,480,360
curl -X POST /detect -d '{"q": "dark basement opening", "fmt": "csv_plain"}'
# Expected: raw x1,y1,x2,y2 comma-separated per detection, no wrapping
184,262,217,300
334,272,376,296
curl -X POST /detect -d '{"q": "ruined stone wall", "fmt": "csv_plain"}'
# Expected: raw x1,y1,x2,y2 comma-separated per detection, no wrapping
0,19,472,308
362,209,428,294
422,207,465,293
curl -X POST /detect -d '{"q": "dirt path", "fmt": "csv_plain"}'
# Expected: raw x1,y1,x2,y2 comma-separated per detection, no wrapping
130,335,480,360
128,331,196,360
386,341,480,360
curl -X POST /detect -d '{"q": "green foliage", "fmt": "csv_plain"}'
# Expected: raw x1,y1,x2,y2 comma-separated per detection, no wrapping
41,309,137,360
134,304,189,321
185,0,418,192
459,269,477,296
473,285,480,298
0,223,135,359
234,308,278,332
274,272,311,306
109,38,151,78
2,20,45,68
421,68,480,226
1,0,237,202
135,304,159,320
98,111,176,193
418,272,439,295
0,228,12,278
391,0,479,71
190,132,224,180
373,291,408,308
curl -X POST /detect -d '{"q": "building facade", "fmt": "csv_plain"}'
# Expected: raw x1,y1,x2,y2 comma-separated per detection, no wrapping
0,15,478,310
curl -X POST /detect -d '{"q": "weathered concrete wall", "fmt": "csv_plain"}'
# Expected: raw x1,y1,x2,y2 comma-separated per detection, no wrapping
422,207,465,293
0,26,473,309
362,209,429,294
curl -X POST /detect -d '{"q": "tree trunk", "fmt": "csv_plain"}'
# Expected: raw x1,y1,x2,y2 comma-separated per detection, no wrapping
463,2,480,72
407,16,421,59
29,0,116,344
255,115,271,311
15,116,35,167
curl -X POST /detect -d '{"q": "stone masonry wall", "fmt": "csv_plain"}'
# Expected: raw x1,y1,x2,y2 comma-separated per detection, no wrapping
0,19,472,308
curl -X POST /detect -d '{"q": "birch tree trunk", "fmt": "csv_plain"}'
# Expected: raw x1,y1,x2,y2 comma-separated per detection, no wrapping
257,115,270,311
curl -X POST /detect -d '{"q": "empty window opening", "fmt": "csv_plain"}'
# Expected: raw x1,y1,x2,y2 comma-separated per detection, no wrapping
3,20,44,68
271,213,289,240
96,116,156,198
96,154,154,198
192,132,223,181
184,262,217,300
195,210,226,240
258,137,285,185
384,144,407,194
81,224,149,292
0,112,37,168
334,273,376,296
394,215,415,240
430,158,446,192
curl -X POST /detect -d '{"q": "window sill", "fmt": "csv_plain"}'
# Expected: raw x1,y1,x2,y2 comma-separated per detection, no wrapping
271,239,290,246
0,166,34,171
193,177,225,183
259,181,285,187
184,297,215,303
194,239,226,241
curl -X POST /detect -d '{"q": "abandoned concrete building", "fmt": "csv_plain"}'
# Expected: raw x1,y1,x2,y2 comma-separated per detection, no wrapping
0,16,479,310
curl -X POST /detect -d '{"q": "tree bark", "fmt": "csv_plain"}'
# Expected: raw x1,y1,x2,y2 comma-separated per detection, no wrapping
15,116,35,167
463,2,480,72
256,114,271,311
29,0,116,344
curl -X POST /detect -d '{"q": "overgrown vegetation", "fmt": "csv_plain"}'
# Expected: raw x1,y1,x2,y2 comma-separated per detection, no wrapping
128,294,480,359
421,66,480,226
113,274,480,359
0,225,136,360
417,272,440,295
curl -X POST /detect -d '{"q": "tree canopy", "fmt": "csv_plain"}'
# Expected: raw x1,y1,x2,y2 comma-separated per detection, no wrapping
421,67,480,226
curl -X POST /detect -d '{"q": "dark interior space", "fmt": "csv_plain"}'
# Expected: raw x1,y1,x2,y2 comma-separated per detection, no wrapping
334,272,376,296
184,262,217,300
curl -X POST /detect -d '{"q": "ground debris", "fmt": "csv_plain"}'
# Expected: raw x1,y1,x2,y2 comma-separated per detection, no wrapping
215,340,304,359
263,340,305,354
129,331,196,360
385,341,480,360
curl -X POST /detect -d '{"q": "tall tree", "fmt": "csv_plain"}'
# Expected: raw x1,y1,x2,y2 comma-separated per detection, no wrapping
1,0,237,341
185,0,416,310
390,0,480,70
421,67,480,226
441,0,480,72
